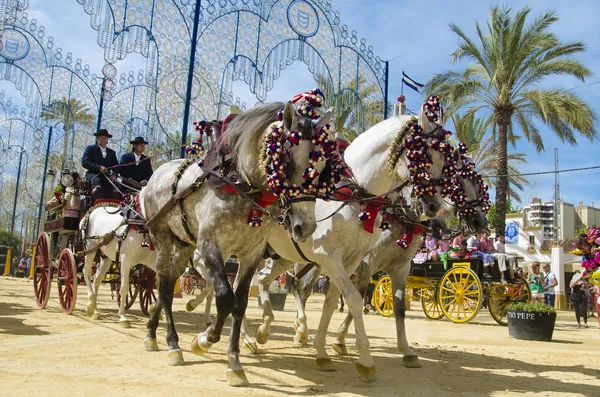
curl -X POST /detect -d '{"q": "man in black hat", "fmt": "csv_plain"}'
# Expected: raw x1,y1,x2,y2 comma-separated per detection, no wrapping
119,136,153,186
81,128,119,201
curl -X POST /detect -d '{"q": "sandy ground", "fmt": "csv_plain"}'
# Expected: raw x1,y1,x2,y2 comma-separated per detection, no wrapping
1,277,599,397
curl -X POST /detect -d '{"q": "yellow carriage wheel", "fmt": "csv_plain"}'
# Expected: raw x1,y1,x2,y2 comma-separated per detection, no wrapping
438,267,482,323
419,285,443,320
488,277,531,326
373,275,394,317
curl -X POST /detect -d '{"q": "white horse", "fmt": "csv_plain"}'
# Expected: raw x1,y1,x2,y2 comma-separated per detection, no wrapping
81,204,156,328
141,100,334,386
185,251,214,324
236,103,453,382
256,146,488,368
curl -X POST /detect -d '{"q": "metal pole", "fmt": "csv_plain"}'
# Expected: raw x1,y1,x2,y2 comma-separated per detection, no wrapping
383,60,389,120
35,126,53,237
9,150,24,247
180,0,202,158
96,79,106,132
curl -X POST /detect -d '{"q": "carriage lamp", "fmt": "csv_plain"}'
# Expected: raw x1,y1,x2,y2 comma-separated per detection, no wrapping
60,173,74,187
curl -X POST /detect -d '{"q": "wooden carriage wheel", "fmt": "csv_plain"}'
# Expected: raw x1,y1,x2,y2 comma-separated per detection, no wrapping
33,233,52,309
418,285,443,320
373,275,394,317
182,274,194,295
139,265,157,316
488,277,531,326
56,249,78,314
116,280,139,310
438,266,482,323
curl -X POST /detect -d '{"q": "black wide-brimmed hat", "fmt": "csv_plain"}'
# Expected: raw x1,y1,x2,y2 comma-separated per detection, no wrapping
130,136,149,145
94,128,113,138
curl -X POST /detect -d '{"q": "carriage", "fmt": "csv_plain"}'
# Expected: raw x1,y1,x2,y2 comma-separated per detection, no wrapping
371,257,531,325
31,171,157,315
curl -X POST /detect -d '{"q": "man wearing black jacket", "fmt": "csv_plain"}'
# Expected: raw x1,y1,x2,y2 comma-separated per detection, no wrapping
81,128,119,201
119,136,153,186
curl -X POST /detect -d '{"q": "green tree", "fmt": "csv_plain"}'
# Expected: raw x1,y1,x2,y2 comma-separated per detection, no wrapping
575,225,588,237
41,97,96,168
425,5,597,236
487,198,515,228
451,112,528,202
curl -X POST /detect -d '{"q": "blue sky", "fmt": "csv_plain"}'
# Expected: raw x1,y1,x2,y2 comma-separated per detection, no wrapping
2,0,599,208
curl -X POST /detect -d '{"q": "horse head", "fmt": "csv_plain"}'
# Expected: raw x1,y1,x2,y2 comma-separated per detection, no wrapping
449,145,490,234
265,91,340,242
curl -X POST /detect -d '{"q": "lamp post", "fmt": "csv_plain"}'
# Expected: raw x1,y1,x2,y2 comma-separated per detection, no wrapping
96,63,117,131
35,125,53,237
8,145,27,248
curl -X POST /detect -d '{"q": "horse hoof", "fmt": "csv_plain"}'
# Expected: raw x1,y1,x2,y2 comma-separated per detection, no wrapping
226,369,249,387
255,326,270,345
332,343,348,356
293,332,308,347
91,312,100,320
403,355,422,368
244,341,259,355
85,302,95,316
316,358,336,372
144,338,159,352
185,301,195,312
354,362,377,383
191,334,212,356
168,350,185,366
119,320,131,329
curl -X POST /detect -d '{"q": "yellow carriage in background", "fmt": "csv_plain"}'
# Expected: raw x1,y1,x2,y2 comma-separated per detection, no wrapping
371,258,531,325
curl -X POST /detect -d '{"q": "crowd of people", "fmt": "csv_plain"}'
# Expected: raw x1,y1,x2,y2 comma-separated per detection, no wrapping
413,230,518,282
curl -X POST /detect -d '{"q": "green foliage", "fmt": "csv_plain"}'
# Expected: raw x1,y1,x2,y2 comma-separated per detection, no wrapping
509,301,555,313
425,5,597,235
487,203,496,227
451,113,528,202
0,230,23,258
41,97,96,168
575,225,588,237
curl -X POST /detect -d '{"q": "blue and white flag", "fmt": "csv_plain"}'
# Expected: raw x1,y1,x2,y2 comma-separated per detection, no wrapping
402,72,424,93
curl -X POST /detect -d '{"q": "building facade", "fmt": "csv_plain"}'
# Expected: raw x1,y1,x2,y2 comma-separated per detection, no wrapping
522,197,580,240
575,202,600,231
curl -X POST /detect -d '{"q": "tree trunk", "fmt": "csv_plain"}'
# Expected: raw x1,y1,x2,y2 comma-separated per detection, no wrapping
494,111,510,236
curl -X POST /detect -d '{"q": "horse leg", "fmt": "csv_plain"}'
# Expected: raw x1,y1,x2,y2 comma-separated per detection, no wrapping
118,256,133,328
91,256,111,320
330,264,377,383
203,286,214,324
333,261,371,356
225,259,260,387
292,265,320,346
389,263,421,368
157,273,186,366
314,282,340,372
191,245,234,355
83,252,97,316
255,258,294,345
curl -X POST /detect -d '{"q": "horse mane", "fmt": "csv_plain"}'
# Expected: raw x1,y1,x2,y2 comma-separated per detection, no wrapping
218,101,284,184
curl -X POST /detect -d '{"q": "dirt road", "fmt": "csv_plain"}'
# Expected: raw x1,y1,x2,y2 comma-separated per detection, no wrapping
1,277,599,397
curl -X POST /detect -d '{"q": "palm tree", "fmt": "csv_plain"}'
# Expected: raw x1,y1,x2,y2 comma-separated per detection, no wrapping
316,75,391,141
425,5,597,235
41,97,96,168
451,112,528,202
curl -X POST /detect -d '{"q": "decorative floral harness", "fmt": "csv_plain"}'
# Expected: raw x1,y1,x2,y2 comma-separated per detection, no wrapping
187,89,345,228
577,227,600,284
370,95,491,249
